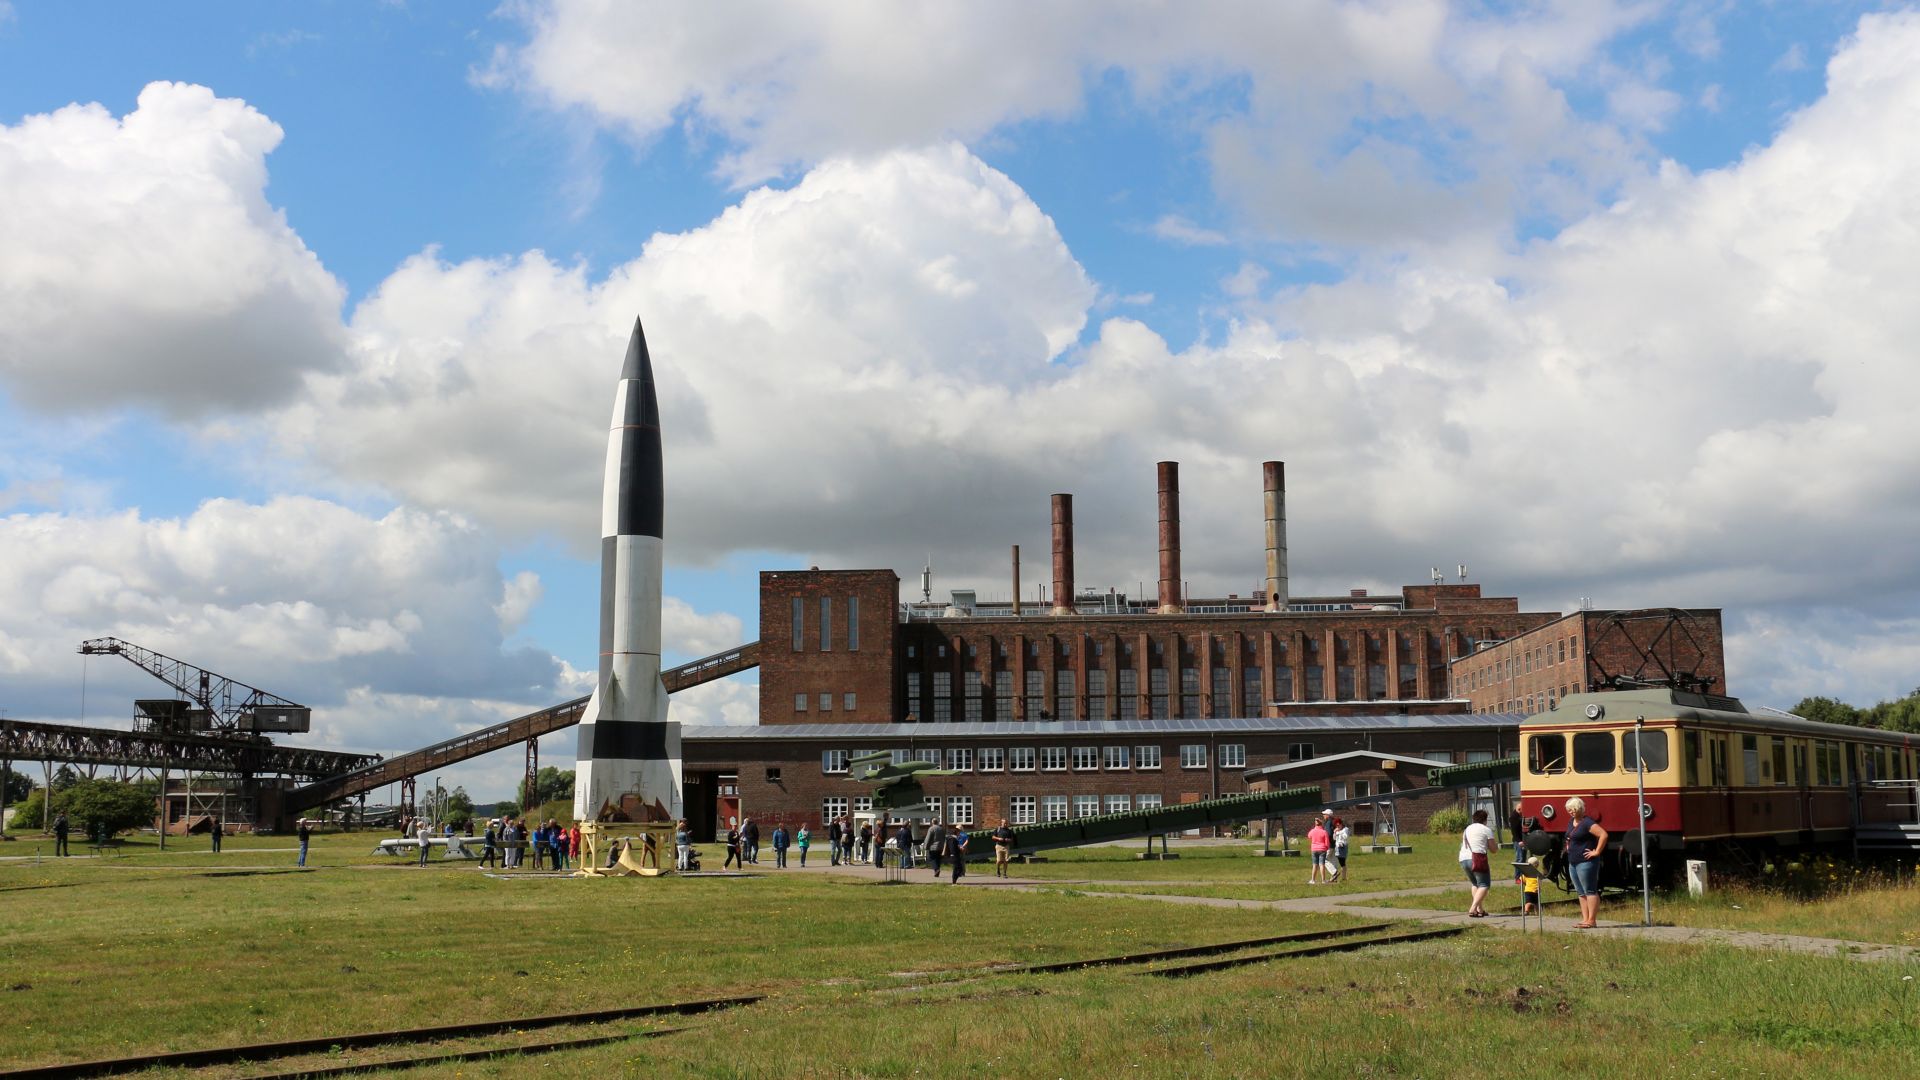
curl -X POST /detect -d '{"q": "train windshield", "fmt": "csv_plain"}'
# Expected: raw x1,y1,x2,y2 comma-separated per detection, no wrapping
1621,730,1668,772
1573,732,1616,773
1527,734,1566,774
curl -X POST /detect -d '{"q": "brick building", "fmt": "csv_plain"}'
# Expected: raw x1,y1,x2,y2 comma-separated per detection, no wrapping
1449,608,1726,715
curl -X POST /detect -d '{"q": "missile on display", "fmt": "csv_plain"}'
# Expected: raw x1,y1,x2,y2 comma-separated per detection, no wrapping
572,317,684,825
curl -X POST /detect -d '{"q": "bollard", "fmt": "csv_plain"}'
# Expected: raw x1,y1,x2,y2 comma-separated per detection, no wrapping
1686,859,1709,897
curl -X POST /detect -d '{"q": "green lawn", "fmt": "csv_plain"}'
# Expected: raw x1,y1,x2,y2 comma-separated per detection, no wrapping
4,832,1917,1077
1013,839,1466,901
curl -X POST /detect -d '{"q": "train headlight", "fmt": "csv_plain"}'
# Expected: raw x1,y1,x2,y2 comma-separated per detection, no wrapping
1584,703,1605,720
1641,803,1654,820
1539,804,1555,820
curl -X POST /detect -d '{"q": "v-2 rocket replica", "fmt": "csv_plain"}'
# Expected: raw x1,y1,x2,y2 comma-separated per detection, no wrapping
572,317,684,827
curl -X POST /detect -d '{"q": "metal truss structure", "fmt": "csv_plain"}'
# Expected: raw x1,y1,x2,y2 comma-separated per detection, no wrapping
78,637,310,734
0,717,375,780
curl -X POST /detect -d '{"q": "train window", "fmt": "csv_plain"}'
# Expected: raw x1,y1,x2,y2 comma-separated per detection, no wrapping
1573,732,1615,774
1683,731,1700,786
1622,730,1668,772
1527,734,1567,775
1772,739,1788,786
1741,735,1760,785
1793,743,1807,787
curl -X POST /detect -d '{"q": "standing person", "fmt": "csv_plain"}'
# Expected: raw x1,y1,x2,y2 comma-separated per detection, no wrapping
838,818,855,866
1306,815,1331,885
209,818,223,854
569,823,583,867
771,823,789,868
297,818,313,867
990,820,1015,878
923,819,946,878
857,821,872,865
828,817,843,866
415,817,432,867
896,823,915,870
1330,817,1351,884
552,821,568,872
53,811,70,857
532,821,548,870
723,822,742,869
947,826,969,884
1563,797,1609,929
796,823,811,867
480,820,498,869
1459,808,1498,917
675,820,692,871
743,817,761,865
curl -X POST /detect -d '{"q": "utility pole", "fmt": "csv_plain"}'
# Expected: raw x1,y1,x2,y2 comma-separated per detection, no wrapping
1635,715,1652,927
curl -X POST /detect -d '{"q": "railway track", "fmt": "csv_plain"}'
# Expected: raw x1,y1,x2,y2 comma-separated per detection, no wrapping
1143,925,1469,977
0,995,760,1079
240,1027,686,1079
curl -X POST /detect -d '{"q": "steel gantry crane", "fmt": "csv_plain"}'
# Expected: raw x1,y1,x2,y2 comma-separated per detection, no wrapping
77,637,312,735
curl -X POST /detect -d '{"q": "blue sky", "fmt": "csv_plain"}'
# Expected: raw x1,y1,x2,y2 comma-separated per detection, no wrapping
4,1,1919,798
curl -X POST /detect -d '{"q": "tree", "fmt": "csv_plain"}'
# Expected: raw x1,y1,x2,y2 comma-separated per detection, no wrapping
11,789,47,830
1791,696,1862,727
2,766,34,804
51,765,80,792
522,766,575,807
443,786,475,829
60,779,156,837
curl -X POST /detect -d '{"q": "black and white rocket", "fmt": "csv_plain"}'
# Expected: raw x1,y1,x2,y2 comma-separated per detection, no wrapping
572,317,683,823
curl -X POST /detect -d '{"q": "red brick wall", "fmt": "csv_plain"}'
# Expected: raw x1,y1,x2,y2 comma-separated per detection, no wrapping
1451,609,1726,713
759,569,901,724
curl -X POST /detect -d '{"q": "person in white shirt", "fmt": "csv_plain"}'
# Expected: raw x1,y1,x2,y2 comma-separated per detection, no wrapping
1457,809,1498,917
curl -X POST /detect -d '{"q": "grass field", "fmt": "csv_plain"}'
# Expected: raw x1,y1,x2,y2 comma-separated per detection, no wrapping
4,831,1918,1077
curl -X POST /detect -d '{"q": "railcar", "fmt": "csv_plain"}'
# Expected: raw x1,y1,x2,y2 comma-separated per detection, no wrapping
1517,688,1917,882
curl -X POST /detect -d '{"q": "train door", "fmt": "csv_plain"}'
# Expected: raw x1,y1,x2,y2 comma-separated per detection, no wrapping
1792,738,1811,832
1707,732,1733,837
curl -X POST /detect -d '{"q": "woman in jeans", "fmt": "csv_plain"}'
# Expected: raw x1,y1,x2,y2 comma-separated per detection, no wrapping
1457,809,1498,917
1563,797,1609,928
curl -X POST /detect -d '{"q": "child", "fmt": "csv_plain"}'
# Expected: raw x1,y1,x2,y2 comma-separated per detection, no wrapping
1518,868,1540,915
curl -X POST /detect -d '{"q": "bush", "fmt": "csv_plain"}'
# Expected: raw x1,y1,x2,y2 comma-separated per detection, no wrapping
10,789,46,830
1427,806,1470,835
61,779,157,837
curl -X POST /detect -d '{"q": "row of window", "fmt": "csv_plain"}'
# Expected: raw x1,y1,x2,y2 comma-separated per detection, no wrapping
1460,635,1582,692
1471,685,1578,714
820,795,975,826
815,793,1180,828
794,692,857,713
821,744,1245,774
1527,729,1915,785
902,664,1441,717
790,596,860,652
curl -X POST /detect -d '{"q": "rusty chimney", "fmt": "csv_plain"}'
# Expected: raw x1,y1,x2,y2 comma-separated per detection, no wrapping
1011,544,1021,617
1050,494,1075,616
1263,460,1288,611
1157,461,1183,614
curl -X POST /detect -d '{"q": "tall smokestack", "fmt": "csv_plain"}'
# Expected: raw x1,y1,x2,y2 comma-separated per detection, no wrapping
1263,460,1288,611
1157,461,1183,614
1011,545,1021,617
1050,494,1075,616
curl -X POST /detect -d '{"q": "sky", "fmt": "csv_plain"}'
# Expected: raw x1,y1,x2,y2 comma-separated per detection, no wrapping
3,1,1918,802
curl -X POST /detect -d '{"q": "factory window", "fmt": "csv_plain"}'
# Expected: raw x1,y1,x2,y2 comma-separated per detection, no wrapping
854,797,872,814
1572,732,1615,774
795,694,808,713
1329,781,1346,802
1095,642,1105,658
907,645,917,659
1104,745,1130,770
911,675,926,724
967,643,977,658
819,693,832,712
1150,668,1170,719
820,597,832,651
1118,669,1139,720
1136,794,1163,811
1219,744,1246,769
1287,743,1314,763
1368,663,1386,698
1211,668,1232,718
1304,664,1324,700
964,671,983,722
892,749,912,765
1623,730,1668,773
1181,667,1201,718
1179,744,1208,769
1104,795,1130,815
1055,670,1077,721
948,796,974,826
1073,795,1099,818
1042,796,1069,822
1025,670,1045,721
979,747,1005,772
822,750,848,774
1353,780,1370,799
765,767,781,782
843,692,856,712
1379,779,1394,795
1010,747,1036,772
1136,745,1161,770
946,747,973,772
994,671,1014,720
1244,666,1263,709
1570,635,1580,657
847,597,859,651
791,598,805,651
1041,746,1068,771
932,672,952,723
1011,796,1037,825
1073,746,1099,771
1087,669,1107,720
1335,664,1355,701
822,797,848,823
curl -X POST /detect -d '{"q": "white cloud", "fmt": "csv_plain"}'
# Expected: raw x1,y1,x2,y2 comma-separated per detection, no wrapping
1773,42,1808,73
0,83,346,417
1151,214,1228,247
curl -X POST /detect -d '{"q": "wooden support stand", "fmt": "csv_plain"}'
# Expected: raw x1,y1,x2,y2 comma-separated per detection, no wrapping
576,821,676,878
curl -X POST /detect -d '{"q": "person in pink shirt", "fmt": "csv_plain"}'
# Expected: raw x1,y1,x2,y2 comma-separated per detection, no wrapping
1306,811,1332,885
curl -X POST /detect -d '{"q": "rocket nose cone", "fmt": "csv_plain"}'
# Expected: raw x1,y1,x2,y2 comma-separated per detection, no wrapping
621,317,653,382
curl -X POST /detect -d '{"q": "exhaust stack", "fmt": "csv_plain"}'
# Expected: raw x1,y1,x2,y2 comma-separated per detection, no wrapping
1263,461,1288,611
1011,545,1021,616
1050,494,1075,616
1157,461,1183,614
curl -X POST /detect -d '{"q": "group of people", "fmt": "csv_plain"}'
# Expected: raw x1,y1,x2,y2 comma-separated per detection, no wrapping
1461,799,1608,926
1305,810,1351,884
700,815,1017,884
477,817,580,871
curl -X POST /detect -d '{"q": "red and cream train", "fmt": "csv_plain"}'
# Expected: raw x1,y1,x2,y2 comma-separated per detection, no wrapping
1517,688,1917,878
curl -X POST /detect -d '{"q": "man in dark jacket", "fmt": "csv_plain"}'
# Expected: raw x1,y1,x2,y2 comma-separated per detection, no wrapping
829,818,843,866
742,818,761,864
53,812,70,857
923,820,946,878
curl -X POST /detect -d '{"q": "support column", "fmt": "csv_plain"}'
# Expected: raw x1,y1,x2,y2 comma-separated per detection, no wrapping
1351,631,1371,702
1292,631,1308,702
1072,632,1089,723
1415,629,1432,700
1228,631,1245,717
1324,628,1340,700
1386,629,1402,701
1012,633,1028,721
1200,635,1216,719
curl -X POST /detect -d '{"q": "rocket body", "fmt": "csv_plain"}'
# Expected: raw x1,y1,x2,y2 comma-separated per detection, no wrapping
573,319,684,823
